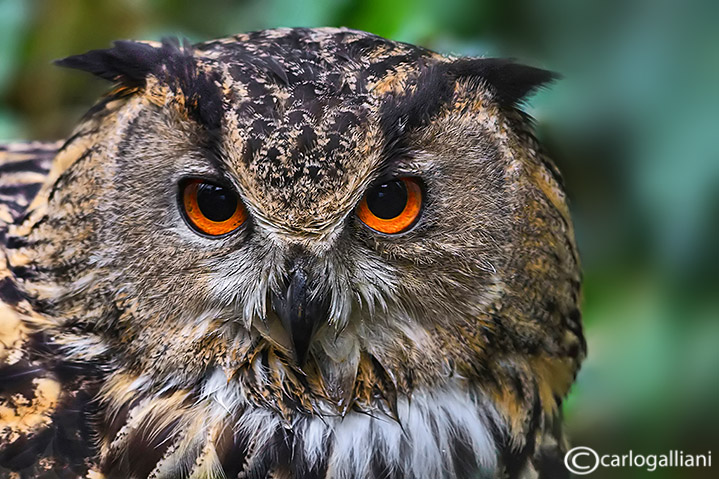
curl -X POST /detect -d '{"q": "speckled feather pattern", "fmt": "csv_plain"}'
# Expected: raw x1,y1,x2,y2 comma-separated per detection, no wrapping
0,28,583,479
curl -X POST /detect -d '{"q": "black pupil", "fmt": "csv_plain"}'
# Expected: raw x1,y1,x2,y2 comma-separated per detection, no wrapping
366,180,407,219
196,183,237,222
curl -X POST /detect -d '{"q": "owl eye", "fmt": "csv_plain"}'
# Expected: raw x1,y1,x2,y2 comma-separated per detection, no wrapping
357,177,422,234
181,179,247,236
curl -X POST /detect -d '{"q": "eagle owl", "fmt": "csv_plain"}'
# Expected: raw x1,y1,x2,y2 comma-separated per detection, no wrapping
0,28,584,479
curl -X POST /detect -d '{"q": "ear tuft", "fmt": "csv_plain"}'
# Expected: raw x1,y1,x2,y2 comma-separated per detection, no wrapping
449,58,560,107
54,38,188,86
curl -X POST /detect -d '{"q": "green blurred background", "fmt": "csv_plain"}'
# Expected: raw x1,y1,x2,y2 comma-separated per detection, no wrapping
1,0,717,477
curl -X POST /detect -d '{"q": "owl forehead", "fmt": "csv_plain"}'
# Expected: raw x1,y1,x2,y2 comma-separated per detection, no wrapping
222,99,379,233
192,28,443,231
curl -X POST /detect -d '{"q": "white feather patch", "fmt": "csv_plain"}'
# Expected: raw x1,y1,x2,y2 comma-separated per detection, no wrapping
202,370,499,478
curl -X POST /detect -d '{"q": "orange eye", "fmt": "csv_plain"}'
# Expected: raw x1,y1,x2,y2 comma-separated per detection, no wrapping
357,177,422,234
182,179,247,236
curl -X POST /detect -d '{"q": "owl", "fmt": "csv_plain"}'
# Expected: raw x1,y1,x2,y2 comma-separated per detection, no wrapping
0,28,584,479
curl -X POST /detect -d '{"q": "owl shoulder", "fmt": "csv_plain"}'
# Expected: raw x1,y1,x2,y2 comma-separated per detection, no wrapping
0,141,57,228
0,143,101,477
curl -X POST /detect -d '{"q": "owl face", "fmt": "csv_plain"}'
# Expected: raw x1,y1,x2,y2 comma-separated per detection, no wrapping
99,83,513,373
6,28,583,478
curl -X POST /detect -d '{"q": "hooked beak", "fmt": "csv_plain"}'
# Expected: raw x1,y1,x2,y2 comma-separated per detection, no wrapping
270,268,329,366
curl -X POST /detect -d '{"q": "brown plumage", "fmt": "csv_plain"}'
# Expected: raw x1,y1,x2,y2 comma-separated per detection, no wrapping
0,28,584,479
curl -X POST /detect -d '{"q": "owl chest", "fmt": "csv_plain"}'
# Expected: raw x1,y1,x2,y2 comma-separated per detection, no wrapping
97,367,502,479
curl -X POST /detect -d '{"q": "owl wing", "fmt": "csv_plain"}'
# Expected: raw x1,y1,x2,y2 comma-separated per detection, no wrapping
0,142,102,478
0,142,58,228
497,411,570,479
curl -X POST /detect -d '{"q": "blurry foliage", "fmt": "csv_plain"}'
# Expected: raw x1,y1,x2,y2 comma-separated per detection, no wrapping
1,1,718,477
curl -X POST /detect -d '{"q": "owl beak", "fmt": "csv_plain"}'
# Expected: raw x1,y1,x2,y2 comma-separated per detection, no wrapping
270,268,329,366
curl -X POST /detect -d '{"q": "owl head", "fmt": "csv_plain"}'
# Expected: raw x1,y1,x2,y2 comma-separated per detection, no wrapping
7,28,583,475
